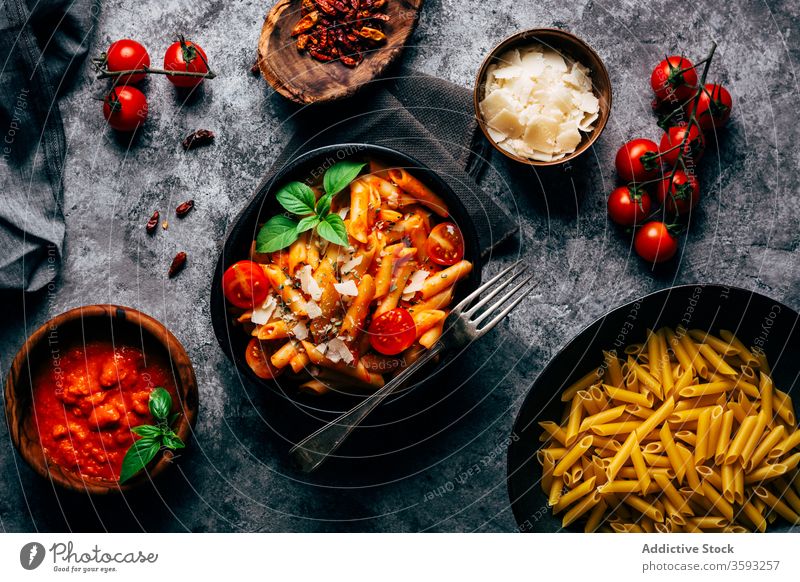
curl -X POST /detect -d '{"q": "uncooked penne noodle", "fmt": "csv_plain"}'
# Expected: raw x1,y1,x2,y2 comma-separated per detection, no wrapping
606,432,636,481
740,411,769,467
744,463,788,485
630,437,651,494
688,329,740,357
553,435,593,477
604,384,654,408
706,405,724,461
773,389,797,426
579,405,627,432
628,360,663,399
560,369,603,402
754,486,800,524
646,329,661,382
539,421,568,446
748,425,786,471
677,381,734,398
725,415,759,465
565,396,584,445
553,476,597,514
773,430,800,458
698,343,738,376
695,406,713,465
760,372,774,423
660,423,686,484
719,330,759,366
603,351,623,387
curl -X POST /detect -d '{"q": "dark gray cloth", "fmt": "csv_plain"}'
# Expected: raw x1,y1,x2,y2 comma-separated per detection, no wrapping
0,0,95,291
271,67,517,256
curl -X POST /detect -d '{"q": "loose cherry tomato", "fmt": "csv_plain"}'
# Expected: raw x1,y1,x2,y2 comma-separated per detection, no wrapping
368,308,417,356
634,221,678,264
245,338,283,380
607,186,652,226
658,123,705,167
656,170,700,215
163,38,209,88
102,86,148,132
615,139,661,183
222,260,269,309
426,222,465,266
105,39,150,84
650,56,698,104
688,83,733,131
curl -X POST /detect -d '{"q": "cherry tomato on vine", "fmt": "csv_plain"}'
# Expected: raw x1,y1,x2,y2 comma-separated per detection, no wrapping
426,222,465,266
650,56,698,104
105,39,150,84
658,123,705,167
615,139,661,183
222,260,269,309
688,83,733,131
607,186,652,226
634,221,678,264
163,38,209,88
656,170,700,215
368,308,417,355
245,338,284,380
102,86,148,132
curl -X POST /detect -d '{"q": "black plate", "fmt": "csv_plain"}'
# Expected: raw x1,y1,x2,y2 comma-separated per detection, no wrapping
507,284,800,533
210,144,483,417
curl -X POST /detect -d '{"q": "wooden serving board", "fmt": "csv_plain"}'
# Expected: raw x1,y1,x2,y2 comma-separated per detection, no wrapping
258,0,424,104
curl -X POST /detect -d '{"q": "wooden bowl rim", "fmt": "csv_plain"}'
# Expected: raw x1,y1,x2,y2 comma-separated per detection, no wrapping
473,28,613,167
4,304,198,495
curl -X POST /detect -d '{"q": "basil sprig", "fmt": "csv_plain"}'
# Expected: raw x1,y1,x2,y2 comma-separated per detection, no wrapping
119,387,185,484
255,160,366,253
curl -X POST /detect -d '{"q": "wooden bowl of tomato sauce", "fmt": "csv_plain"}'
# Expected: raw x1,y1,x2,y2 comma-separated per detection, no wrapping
4,305,198,494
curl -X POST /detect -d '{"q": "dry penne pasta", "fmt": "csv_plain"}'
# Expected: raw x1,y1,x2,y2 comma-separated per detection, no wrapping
536,327,799,532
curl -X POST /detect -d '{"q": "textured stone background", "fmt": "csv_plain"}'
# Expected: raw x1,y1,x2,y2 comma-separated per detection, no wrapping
2,0,799,532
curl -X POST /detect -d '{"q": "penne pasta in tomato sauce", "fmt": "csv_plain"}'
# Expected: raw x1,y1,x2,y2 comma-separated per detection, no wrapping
221,159,473,394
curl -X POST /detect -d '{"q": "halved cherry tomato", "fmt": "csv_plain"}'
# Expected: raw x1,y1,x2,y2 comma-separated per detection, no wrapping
650,56,698,104
656,170,700,215
105,39,150,84
688,83,733,132
163,38,209,88
222,260,269,309
634,221,678,264
615,139,661,183
102,86,148,132
607,186,652,226
368,308,417,355
658,123,704,167
245,338,283,379
426,222,464,266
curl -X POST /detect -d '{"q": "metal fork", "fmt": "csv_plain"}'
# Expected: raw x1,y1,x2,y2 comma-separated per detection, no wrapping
289,261,535,473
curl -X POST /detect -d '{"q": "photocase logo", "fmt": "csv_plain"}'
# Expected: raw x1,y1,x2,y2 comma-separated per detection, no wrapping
20,542,46,570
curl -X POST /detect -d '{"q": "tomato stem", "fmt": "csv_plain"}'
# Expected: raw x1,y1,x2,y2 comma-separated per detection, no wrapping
96,65,216,82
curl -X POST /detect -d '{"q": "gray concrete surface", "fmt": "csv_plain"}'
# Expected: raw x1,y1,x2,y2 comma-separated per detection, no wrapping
1,0,799,532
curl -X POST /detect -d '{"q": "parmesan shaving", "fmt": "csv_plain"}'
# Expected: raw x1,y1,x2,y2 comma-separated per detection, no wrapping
298,264,323,301
327,338,354,364
334,280,359,296
304,300,323,319
402,269,429,300
341,254,363,274
479,44,599,160
292,321,309,341
250,295,277,325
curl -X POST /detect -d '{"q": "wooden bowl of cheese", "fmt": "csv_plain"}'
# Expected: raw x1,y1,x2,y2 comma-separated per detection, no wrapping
474,29,612,166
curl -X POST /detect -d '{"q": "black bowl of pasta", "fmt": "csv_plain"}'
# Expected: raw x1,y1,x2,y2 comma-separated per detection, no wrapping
210,144,482,418
507,284,800,533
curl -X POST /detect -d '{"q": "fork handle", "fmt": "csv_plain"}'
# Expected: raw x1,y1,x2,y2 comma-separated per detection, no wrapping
290,343,444,473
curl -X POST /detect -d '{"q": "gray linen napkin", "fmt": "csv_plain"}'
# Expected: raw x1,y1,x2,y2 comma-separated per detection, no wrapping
0,0,95,292
267,67,517,256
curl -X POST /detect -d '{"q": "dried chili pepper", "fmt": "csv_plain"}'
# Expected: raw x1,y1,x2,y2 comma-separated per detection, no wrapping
168,252,187,278
182,129,215,150
146,210,159,234
175,200,195,218
296,0,389,66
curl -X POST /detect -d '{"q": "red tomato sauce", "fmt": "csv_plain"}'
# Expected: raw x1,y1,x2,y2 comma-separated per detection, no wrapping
31,340,177,482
